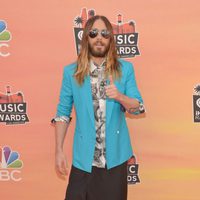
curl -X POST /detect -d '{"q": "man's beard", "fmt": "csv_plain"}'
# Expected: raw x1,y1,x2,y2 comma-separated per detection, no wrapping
89,41,109,57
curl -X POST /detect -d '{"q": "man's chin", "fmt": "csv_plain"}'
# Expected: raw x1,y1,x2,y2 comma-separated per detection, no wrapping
91,50,106,58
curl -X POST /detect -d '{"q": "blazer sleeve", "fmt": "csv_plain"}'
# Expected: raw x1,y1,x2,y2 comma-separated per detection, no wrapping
124,63,145,115
51,67,73,124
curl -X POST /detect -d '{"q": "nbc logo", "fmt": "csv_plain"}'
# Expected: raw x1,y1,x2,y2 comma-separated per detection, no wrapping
0,20,12,57
0,146,23,181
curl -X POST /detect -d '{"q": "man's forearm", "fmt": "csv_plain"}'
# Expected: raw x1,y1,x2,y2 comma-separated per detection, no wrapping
55,121,69,152
117,93,140,112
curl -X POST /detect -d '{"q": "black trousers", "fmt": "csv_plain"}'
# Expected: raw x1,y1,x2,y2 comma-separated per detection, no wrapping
65,161,128,200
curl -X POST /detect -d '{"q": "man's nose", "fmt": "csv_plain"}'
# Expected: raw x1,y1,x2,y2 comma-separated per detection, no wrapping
96,32,103,40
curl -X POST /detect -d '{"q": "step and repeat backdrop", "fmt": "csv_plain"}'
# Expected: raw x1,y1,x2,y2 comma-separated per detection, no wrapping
1,1,200,200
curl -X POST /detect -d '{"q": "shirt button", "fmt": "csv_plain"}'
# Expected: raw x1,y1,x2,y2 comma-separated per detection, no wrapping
116,130,120,134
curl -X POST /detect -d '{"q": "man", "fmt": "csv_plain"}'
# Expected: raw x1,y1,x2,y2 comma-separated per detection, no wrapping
52,15,145,200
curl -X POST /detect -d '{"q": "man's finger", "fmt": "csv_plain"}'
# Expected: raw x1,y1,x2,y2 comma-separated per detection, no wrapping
109,75,114,85
61,161,68,175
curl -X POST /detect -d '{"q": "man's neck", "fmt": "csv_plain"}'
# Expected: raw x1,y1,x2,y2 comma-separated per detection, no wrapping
90,56,105,66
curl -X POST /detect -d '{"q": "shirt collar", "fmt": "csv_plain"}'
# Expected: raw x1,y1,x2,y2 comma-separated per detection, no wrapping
90,59,106,74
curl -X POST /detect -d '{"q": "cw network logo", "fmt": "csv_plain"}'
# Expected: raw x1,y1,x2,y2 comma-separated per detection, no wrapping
0,146,23,181
0,20,12,57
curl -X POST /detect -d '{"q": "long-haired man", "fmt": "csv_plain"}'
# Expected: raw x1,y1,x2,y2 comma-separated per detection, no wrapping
52,15,145,200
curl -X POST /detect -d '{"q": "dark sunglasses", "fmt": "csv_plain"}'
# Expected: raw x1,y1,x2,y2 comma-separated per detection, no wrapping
88,28,111,39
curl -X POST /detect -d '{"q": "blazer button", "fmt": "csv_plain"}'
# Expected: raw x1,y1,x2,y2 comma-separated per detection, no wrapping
116,130,120,134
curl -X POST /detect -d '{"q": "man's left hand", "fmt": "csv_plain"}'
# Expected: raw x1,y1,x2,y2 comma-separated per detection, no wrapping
105,75,122,101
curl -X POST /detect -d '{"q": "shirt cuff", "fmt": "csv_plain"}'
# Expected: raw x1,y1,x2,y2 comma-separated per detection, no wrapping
51,116,72,124
120,100,145,115
127,102,145,115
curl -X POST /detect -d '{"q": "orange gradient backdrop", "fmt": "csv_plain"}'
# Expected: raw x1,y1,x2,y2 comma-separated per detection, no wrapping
1,0,200,200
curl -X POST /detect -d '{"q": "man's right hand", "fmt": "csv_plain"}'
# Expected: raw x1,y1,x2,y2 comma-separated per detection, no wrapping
55,150,69,176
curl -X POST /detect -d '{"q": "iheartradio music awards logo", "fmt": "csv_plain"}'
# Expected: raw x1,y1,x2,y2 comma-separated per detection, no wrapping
0,20,12,57
127,155,140,184
0,86,29,125
74,8,140,58
0,146,23,182
193,84,200,122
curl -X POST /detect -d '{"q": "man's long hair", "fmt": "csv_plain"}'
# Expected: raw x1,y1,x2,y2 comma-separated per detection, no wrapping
74,15,122,86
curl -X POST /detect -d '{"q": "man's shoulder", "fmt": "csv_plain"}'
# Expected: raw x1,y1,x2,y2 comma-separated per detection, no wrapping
63,62,77,74
118,58,133,71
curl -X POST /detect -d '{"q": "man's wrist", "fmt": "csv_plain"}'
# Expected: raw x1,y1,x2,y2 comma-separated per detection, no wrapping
55,147,63,153
117,92,124,102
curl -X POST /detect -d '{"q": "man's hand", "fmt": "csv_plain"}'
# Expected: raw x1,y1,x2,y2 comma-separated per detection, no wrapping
105,75,141,113
105,75,122,101
55,150,68,177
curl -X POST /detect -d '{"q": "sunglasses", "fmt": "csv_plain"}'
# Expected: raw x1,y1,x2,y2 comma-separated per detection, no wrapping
88,28,111,39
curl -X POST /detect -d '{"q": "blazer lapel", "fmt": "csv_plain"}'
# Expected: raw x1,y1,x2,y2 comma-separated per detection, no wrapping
79,75,115,126
106,79,124,125
79,75,95,125
106,79,115,125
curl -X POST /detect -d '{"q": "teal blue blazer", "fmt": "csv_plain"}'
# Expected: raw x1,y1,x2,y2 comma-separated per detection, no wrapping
56,59,144,173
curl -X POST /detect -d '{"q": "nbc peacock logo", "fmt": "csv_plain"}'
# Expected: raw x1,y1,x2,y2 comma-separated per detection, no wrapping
0,146,23,181
73,8,140,58
0,20,12,57
0,146,23,169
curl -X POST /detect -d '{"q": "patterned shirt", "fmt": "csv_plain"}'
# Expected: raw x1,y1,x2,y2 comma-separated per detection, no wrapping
89,59,107,168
